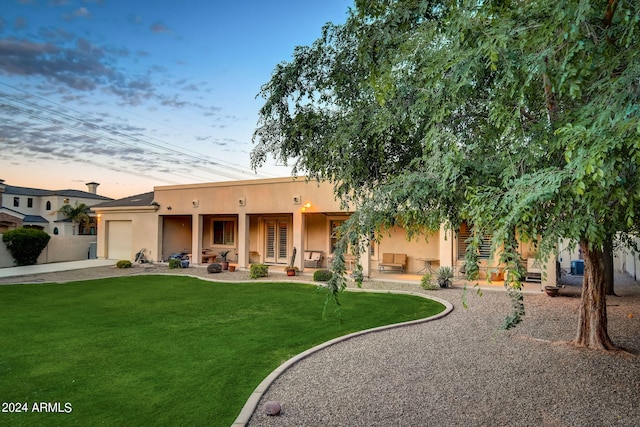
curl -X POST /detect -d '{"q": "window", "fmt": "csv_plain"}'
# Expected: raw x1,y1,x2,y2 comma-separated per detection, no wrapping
13,197,19,207
46,201,52,210
457,221,492,259
27,198,33,208
212,220,235,245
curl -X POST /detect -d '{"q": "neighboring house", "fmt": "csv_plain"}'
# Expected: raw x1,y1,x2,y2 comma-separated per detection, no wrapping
93,177,557,287
0,180,113,267
0,180,112,235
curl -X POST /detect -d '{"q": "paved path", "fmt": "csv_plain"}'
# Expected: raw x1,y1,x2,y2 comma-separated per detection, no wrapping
0,259,116,278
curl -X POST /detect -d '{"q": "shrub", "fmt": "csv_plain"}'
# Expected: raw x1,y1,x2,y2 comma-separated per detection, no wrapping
2,228,50,266
249,263,269,279
116,260,132,269
207,263,222,273
168,259,182,269
437,266,454,288
420,273,438,290
313,269,333,282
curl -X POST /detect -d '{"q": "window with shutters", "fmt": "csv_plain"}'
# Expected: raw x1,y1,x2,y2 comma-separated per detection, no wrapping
264,218,290,264
278,222,288,260
457,221,492,260
266,222,276,259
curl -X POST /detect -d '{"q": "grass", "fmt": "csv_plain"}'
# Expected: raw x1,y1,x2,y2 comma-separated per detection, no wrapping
0,275,445,426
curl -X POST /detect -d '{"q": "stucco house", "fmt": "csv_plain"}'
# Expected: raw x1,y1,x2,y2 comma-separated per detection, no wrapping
0,180,112,235
93,177,557,287
0,180,113,267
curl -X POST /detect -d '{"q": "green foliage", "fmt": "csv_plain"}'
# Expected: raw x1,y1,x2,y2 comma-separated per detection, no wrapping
252,0,640,333
420,273,438,290
218,250,230,261
116,260,132,269
2,228,50,266
436,267,453,288
168,259,182,269
313,269,334,282
56,202,90,235
249,263,269,279
0,276,445,426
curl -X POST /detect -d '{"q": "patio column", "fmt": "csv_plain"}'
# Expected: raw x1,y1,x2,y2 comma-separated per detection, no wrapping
439,224,454,268
237,213,249,268
191,214,203,265
362,240,372,278
292,210,304,270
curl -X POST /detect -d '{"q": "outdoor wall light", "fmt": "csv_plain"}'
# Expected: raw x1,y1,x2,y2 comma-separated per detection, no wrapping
302,202,312,212
167,206,172,211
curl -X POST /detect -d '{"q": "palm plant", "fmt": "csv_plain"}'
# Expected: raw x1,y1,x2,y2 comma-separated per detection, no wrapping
57,202,90,235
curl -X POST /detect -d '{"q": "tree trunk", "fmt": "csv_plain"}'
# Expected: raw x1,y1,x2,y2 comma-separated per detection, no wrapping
603,235,615,296
573,240,616,350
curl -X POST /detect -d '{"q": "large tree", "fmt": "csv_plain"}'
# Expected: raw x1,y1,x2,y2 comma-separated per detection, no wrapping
252,0,640,350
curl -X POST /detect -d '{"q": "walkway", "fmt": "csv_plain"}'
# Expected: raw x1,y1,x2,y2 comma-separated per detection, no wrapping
0,259,116,279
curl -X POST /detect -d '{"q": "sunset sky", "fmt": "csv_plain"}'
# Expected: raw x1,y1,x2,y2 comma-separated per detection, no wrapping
1,0,352,198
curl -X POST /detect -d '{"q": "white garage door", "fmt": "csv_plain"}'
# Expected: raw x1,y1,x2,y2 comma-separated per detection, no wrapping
107,221,132,260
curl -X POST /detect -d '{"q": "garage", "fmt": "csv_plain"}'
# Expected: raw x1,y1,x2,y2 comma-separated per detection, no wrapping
107,220,132,260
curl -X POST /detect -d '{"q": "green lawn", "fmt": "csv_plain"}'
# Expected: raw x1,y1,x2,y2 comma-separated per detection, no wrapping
0,275,445,426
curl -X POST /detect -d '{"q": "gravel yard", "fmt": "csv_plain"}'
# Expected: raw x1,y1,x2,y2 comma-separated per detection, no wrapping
1,264,639,426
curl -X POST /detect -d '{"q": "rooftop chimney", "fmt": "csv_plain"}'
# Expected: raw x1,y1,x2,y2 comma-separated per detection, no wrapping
86,182,99,195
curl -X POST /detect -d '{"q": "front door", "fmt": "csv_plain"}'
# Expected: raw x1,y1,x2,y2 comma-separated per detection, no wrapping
264,218,289,264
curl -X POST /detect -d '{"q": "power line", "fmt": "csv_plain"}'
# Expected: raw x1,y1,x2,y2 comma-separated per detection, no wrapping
0,97,243,183
0,82,279,180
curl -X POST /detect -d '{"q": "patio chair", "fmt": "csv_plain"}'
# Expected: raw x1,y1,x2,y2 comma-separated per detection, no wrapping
304,251,323,268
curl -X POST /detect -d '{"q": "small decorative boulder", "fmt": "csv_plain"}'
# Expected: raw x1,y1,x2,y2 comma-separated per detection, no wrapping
207,263,222,273
263,401,281,416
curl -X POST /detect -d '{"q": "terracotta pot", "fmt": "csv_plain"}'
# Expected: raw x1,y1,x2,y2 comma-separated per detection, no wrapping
228,265,236,272
286,269,296,276
544,286,559,297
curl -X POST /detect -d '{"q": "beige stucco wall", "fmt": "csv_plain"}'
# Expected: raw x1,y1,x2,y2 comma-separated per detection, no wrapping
0,234,96,267
161,216,192,260
96,209,160,261
0,234,13,268
153,178,344,215
374,226,441,274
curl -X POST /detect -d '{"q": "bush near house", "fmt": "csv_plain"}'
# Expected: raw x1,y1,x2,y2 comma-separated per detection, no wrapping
116,260,132,269
2,228,50,266
420,273,438,290
249,263,269,279
313,269,333,282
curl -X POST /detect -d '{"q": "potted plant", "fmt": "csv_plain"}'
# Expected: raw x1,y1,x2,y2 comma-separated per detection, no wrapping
285,247,298,276
218,250,230,270
544,286,560,297
437,266,453,288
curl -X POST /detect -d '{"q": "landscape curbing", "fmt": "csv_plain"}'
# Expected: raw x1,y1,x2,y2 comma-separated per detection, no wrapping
231,290,453,427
